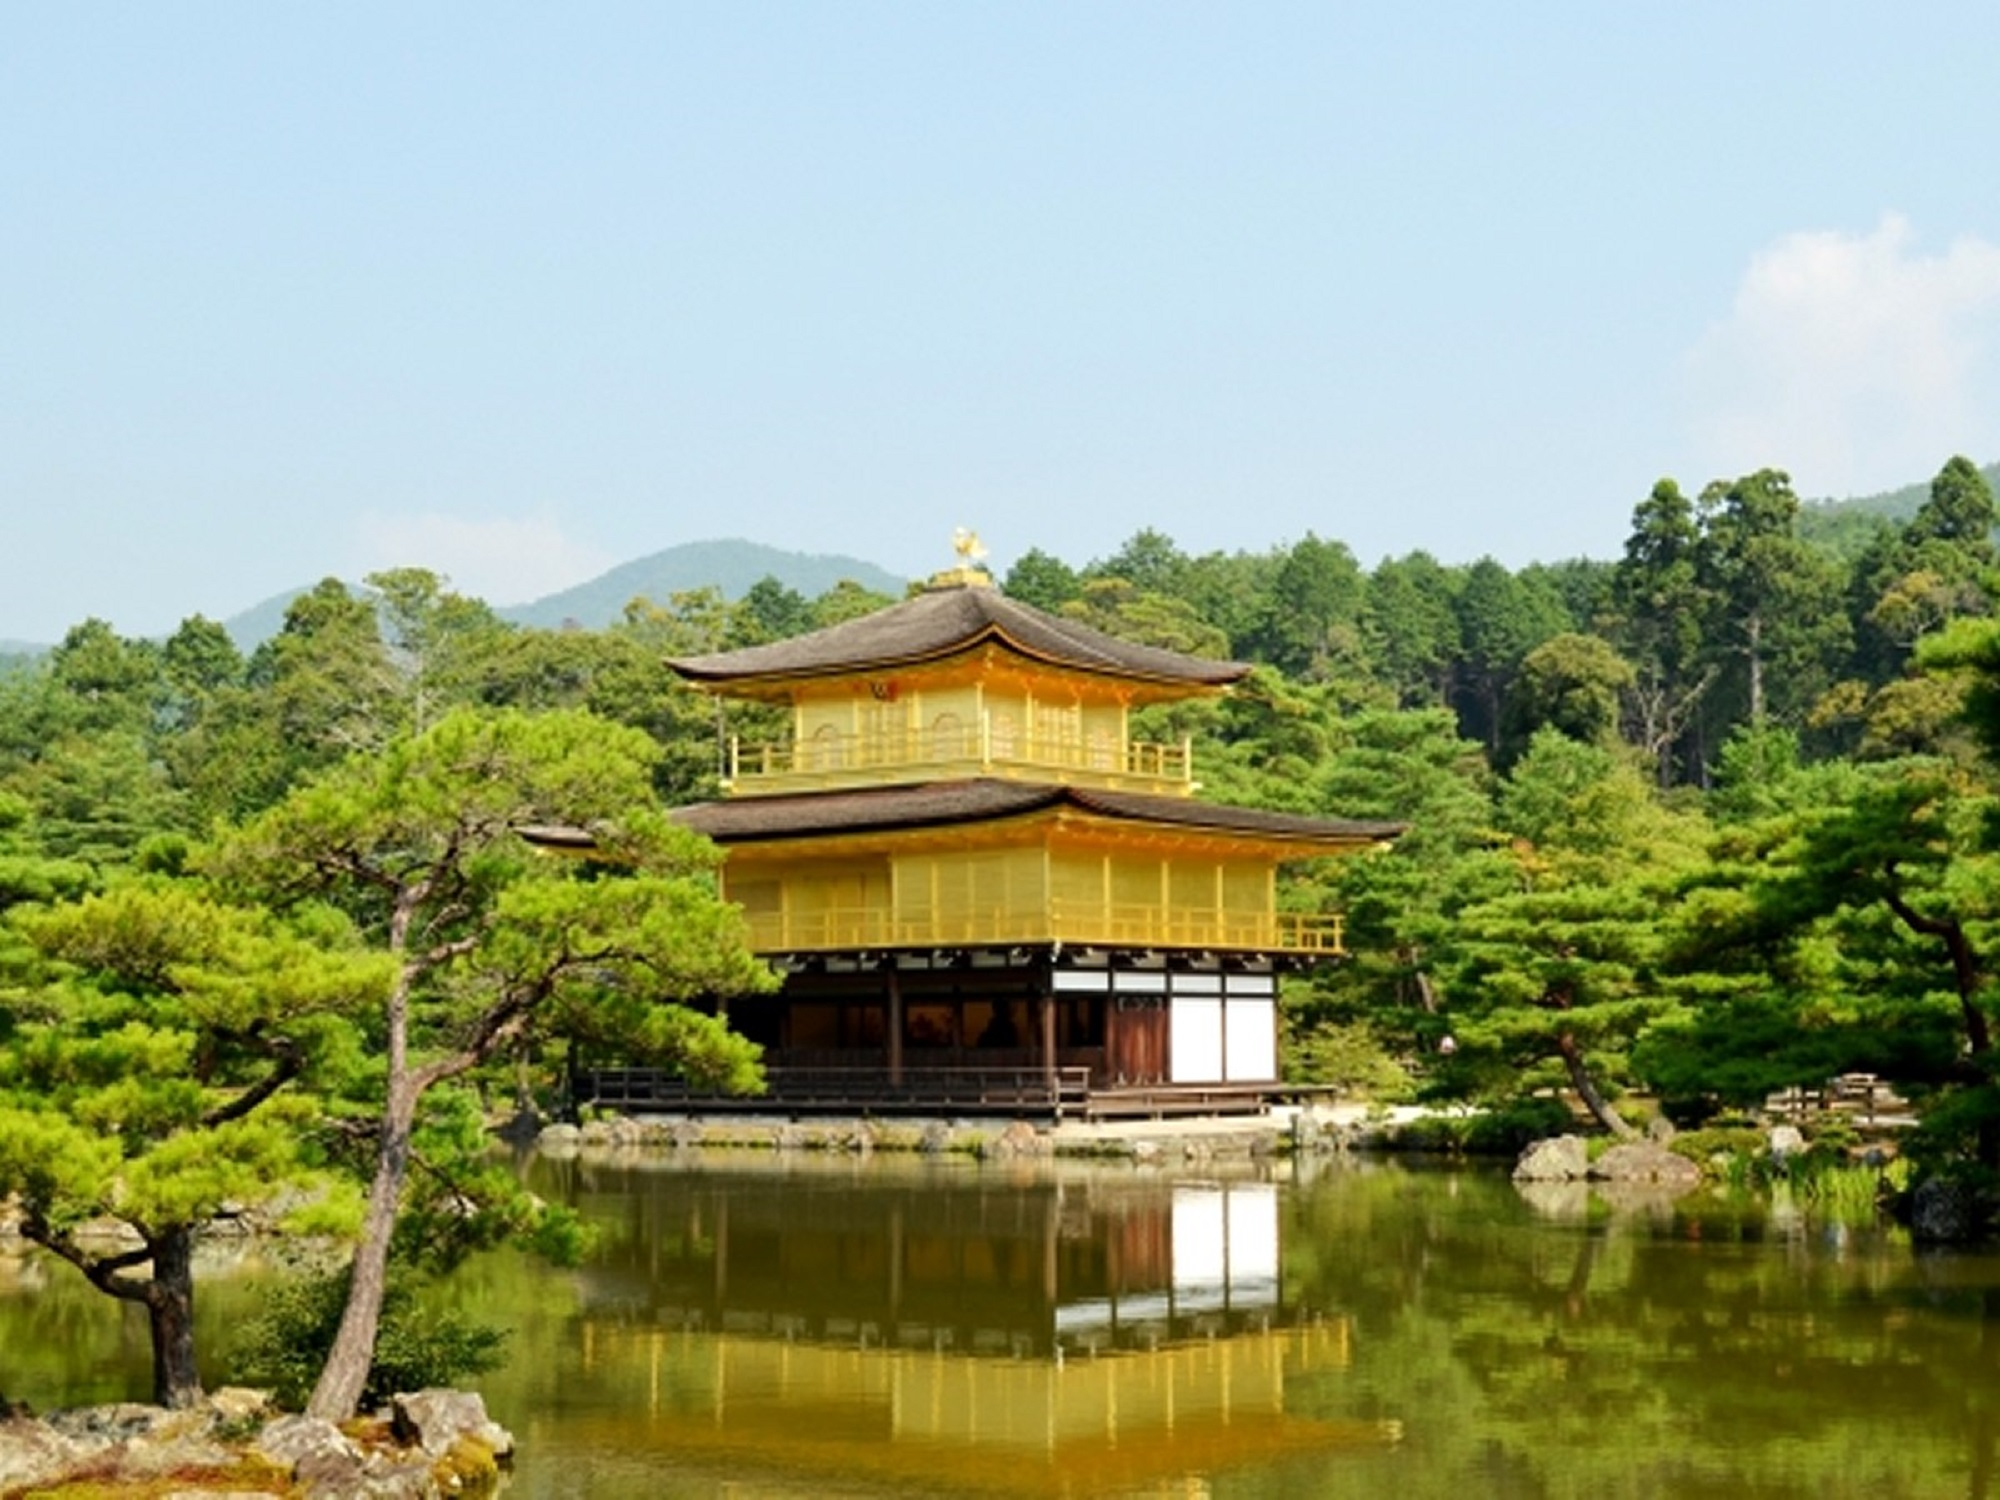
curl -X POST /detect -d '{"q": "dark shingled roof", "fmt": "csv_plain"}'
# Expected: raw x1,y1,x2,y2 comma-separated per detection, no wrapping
668,582,1251,687
672,778,1404,849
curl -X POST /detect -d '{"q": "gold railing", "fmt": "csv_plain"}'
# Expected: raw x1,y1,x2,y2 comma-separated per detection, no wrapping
736,901,1345,956
725,719,1194,796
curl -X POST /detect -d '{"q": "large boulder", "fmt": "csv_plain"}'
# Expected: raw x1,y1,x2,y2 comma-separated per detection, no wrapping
918,1120,954,1154
1768,1124,1807,1165
0,1415,83,1494
253,1413,368,1494
1907,1177,1984,1244
1513,1135,1589,1181
977,1121,1045,1161
1588,1142,1702,1187
670,1118,707,1151
390,1388,514,1461
205,1386,271,1428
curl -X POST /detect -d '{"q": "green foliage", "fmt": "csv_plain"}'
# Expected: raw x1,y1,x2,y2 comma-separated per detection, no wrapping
1697,468,1851,729
1060,576,1231,657
1282,709,1506,1077
809,579,897,628
1384,1097,1575,1156
1452,556,1571,751
1502,631,1635,761
208,705,772,1416
1091,527,1190,597
1461,1096,1576,1153
212,706,772,1093
389,1085,594,1271
1255,532,1366,681
1904,1081,2000,1176
732,576,815,646
0,876,380,1404
1282,1017,1415,1099
1362,551,1460,707
236,1266,509,1412
14,474,2000,1203
1634,989,1953,1112
1001,548,1081,612
1430,731,1709,1131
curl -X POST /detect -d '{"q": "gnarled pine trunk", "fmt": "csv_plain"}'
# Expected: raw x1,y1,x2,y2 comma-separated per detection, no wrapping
306,1077,419,1420
144,1226,202,1409
1556,1031,1637,1140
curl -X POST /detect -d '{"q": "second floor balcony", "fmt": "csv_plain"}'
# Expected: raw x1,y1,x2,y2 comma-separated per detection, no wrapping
725,717,1196,797
732,899,1346,958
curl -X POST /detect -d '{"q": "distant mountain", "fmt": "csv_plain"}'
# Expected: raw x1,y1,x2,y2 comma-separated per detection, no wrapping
220,587,337,651
214,541,909,650
1800,460,2000,557
0,641,45,672
499,539,910,631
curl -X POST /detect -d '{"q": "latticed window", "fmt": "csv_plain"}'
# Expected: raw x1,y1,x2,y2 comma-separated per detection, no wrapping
928,711,963,758
989,711,1018,758
805,722,847,770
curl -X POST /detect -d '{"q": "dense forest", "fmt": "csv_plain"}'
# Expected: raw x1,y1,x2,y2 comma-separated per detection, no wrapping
6,457,2000,1383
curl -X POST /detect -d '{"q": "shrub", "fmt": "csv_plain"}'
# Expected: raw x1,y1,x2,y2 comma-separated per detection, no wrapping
1461,1097,1575,1156
236,1267,509,1411
1666,1125,1765,1168
1283,1022,1417,1101
1382,1097,1575,1157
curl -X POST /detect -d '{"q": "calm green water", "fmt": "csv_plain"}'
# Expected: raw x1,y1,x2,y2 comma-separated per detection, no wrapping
5,1153,1999,1498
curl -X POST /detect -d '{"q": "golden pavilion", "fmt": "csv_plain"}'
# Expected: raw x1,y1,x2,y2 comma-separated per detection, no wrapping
611,548,1400,1116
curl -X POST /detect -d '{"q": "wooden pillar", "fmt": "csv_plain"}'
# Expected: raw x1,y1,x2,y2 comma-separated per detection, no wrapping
887,966,904,1088
1040,979,1058,1094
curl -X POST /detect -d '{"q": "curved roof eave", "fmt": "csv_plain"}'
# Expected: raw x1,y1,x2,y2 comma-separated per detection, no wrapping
666,583,1251,690
669,778,1406,850
674,623,1246,692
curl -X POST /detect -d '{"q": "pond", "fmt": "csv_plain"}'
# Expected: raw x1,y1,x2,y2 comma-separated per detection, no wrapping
4,1151,1999,1498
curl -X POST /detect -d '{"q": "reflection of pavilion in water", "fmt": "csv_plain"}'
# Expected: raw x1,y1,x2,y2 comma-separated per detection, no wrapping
547,1165,1396,1494
579,1167,1297,1355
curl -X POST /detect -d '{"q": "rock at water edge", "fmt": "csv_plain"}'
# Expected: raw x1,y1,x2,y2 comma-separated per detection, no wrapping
1513,1135,1589,1182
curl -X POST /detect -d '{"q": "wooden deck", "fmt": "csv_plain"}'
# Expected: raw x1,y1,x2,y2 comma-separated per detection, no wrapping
575,1066,1283,1122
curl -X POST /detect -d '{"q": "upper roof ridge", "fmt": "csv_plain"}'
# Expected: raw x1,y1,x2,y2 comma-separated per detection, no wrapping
667,577,1250,689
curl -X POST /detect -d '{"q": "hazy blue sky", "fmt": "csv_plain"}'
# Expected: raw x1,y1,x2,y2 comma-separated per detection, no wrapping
7,3,2000,642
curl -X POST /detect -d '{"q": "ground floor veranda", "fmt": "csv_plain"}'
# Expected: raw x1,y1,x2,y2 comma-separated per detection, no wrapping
575,946,1308,1120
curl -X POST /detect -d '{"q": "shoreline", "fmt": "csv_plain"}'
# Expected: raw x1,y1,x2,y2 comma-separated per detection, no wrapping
530,1100,1421,1164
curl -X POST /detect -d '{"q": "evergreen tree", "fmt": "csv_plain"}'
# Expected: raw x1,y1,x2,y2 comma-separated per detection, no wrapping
1255,532,1366,681
1361,552,1460,709
1695,469,1849,734
1612,479,1714,786
1001,548,1081,612
211,707,775,1419
1440,731,1706,1134
1451,558,1567,753
0,882,380,1406
1289,709,1510,1077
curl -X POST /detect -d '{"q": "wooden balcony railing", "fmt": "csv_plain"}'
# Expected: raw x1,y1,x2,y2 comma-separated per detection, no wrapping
735,901,1345,956
578,1064,1096,1118
724,718,1195,796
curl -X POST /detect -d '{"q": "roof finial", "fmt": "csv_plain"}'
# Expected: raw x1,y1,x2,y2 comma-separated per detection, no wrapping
931,528,994,589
